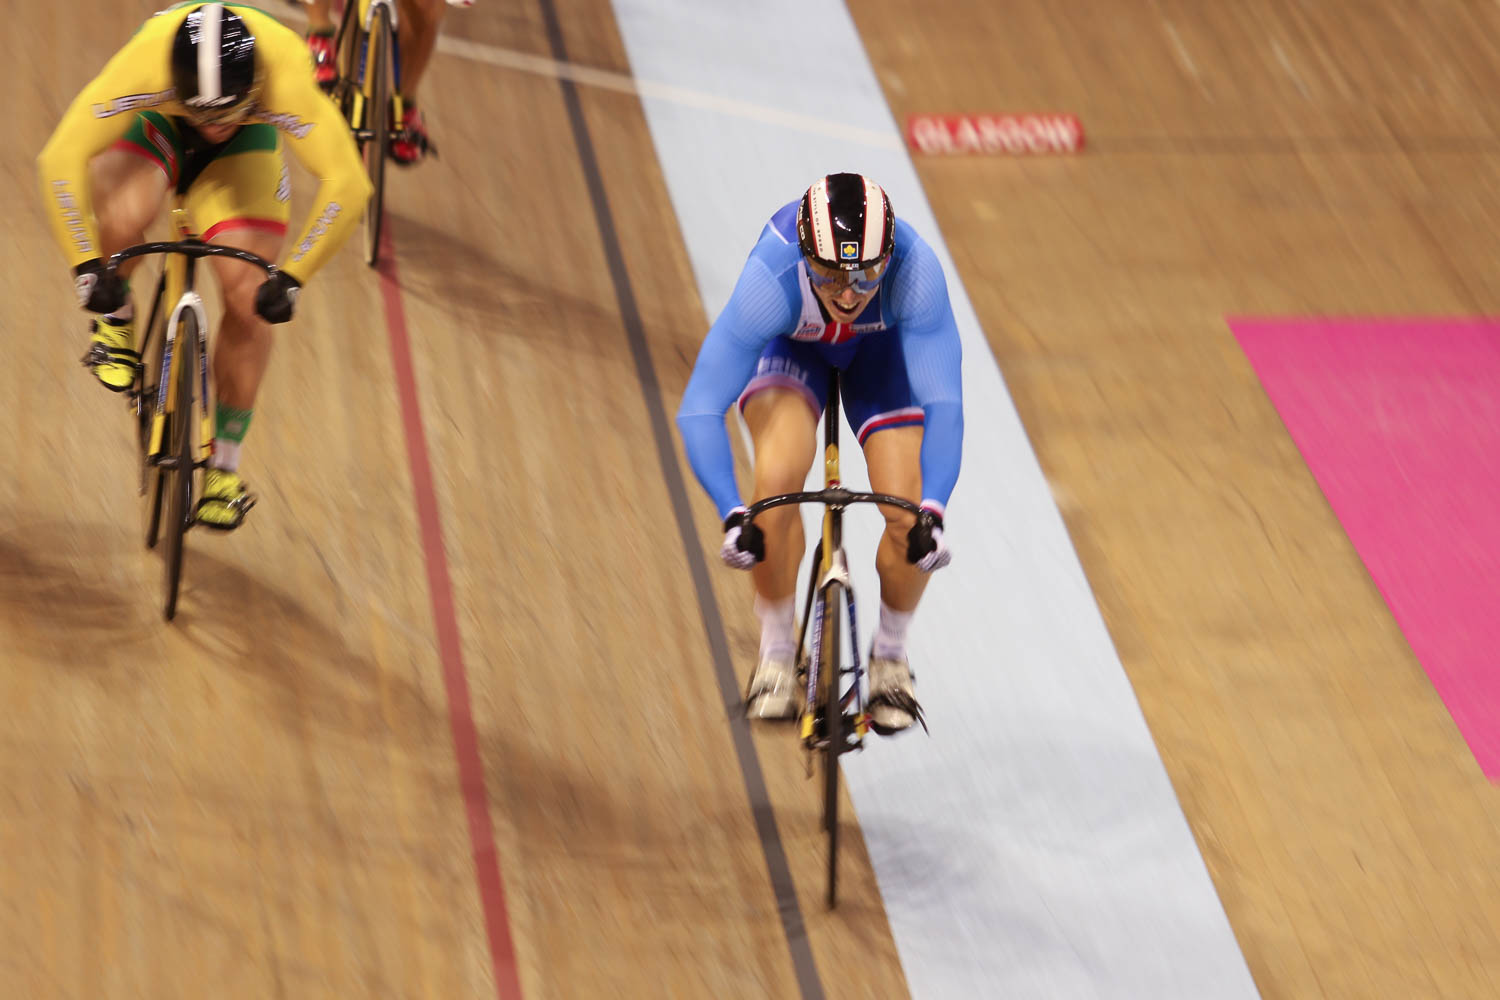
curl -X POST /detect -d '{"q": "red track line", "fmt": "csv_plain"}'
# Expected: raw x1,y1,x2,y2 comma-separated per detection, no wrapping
376,221,525,1000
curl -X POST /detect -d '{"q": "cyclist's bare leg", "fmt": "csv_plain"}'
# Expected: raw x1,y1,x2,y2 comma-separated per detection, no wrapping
741,387,817,713
863,425,927,613
303,0,337,89
305,0,335,33
864,424,926,728
88,149,169,286
206,229,282,412
396,0,447,102
744,388,818,604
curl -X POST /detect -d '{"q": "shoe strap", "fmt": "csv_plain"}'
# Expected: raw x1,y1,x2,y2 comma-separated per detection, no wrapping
868,689,929,734
81,343,141,367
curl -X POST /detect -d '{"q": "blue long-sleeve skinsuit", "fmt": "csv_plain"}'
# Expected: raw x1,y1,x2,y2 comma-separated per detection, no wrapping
675,200,965,520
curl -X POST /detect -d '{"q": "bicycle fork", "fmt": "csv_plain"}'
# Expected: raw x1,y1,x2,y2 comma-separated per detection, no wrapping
148,290,209,466
801,547,868,749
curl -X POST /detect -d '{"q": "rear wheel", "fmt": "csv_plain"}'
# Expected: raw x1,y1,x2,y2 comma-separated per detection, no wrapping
819,581,844,908
361,7,392,266
332,0,359,88
162,318,197,621
145,474,164,551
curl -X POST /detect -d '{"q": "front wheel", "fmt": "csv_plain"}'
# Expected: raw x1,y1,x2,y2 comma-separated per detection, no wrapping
819,580,844,908
161,317,197,621
139,273,169,548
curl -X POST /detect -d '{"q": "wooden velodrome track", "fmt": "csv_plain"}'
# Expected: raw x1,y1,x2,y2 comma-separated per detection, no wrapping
4,0,1500,997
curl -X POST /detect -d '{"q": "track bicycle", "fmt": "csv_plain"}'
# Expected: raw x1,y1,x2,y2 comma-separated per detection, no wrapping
102,203,277,621
738,369,939,908
329,0,432,265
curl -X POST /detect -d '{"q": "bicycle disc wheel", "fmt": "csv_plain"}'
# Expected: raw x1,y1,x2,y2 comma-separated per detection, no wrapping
361,8,391,266
162,317,196,621
820,580,844,908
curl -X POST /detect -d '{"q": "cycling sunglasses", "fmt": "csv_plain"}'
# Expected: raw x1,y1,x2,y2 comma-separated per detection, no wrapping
184,100,256,130
806,256,890,295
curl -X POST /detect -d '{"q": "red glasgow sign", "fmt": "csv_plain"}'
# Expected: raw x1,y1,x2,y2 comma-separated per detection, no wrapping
905,113,1086,156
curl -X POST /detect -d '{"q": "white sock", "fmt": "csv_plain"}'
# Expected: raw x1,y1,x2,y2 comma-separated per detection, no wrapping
872,602,914,659
754,594,796,659
211,439,241,472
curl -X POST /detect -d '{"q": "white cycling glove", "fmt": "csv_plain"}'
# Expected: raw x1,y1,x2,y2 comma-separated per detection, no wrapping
911,500,952,573
720,506,761,570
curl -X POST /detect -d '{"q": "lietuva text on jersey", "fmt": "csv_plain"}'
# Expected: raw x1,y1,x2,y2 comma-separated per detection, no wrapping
36,2,369,283
676,201,965,519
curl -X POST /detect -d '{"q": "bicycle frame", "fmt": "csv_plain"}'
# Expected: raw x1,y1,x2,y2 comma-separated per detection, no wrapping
142,206,213,472
799,374,871,751
337,0,404,141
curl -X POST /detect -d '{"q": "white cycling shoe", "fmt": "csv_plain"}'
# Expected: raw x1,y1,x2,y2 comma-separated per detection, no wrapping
868,653,927,735
745,648,800,720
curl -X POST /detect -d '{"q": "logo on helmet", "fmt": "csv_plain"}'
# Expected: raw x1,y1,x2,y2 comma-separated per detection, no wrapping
839,241,860,261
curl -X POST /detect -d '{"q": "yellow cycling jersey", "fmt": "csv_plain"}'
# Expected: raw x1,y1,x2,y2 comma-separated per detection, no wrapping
36,2,370,284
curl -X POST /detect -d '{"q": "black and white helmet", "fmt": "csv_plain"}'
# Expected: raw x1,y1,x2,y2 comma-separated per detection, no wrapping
171,4,261,126
796,173,895,272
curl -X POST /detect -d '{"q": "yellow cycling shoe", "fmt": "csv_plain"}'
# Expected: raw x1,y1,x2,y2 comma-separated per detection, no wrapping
195,468,257,531
81,315,139,392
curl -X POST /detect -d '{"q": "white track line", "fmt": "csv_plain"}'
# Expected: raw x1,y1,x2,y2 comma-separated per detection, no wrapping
1271,40,1311,98
1163,19,1213,101
436,35,901,150
277,5,899,150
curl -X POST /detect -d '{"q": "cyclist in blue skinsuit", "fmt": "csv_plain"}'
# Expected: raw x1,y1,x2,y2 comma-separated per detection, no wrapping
676,173,964,733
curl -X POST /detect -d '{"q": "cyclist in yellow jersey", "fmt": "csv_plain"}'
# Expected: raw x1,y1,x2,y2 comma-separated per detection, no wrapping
303,0,451,164
37,2,371,530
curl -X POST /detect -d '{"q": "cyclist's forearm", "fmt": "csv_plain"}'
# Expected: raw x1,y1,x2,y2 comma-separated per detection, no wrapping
676,410,743,519
37,148,102,269
37,114,141,269
676,321,770,517
280,172,372,281
268,75,372,282
917,400,963,507
900,302,964,509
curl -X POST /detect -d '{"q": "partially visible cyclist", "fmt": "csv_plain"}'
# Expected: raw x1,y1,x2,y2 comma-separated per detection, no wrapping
37,2,370,529
302,0,453,164
676,173,965,733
